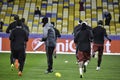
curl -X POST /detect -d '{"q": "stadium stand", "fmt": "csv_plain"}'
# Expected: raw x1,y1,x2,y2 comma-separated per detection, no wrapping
0,0,120,35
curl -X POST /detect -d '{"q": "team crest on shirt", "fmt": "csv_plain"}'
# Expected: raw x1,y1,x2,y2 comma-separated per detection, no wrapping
32,38,45,51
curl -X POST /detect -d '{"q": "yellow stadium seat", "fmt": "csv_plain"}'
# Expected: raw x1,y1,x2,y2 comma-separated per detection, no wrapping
56,25,62,32
3,26,8,32
104,25,110,34
62,26,67,34
92,21,97,28
0,0,120,34
110,26,116,35
32,27,38,33
27,22,32,32
38,24,43,34
116,23,120,35
97,0,102,7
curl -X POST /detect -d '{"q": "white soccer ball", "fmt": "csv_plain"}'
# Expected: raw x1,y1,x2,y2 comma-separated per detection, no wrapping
65,60,68,63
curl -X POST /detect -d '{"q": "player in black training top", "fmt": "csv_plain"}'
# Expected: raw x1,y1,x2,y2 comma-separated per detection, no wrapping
92,20,111,71
74,22,93,78
9,20,28,76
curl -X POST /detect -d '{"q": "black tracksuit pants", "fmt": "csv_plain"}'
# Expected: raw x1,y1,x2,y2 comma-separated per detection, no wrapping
46,46,55,71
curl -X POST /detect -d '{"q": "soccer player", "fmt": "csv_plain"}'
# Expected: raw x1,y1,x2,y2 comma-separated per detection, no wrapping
6,15,19,33
92,20,111,71
73,20,82,37
73,20,82,64
74,22,93,78
6,15,19,70
9,20,28,76
21,18,30,36
41,17,56,73
51,22,61,58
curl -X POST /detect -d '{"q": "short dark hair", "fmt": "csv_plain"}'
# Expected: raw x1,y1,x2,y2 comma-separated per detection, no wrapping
79,20,82,23
14,15,19,20
21,18,25,23
42,17,48,23
17,20,22,26
81,22,87,30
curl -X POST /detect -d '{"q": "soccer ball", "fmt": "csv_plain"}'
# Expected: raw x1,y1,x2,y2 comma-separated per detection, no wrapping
55,72,61,77
65,60,68,63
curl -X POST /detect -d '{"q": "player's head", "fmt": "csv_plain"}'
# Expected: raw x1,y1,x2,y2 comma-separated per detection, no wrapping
79,20,82,24
98,20,103,25
81,21,87,30
14,15,19,21
36,7,39,10
21,18,25,23
17,20,22,26
41,17,48,24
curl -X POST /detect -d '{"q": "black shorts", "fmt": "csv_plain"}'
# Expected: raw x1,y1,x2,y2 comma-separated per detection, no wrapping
11,49,26,59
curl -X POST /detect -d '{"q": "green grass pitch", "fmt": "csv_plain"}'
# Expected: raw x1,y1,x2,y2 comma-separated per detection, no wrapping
0,53,120,80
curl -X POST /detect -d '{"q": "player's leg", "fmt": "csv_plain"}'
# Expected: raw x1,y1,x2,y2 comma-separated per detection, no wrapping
92,44,100,58
77,51,84,78
45,46,49,73
10,53,15,70
46,47,54,73
91,44,96,58
18,49,26,76
79,61,84,78
14,59,19,69
83,52,91,73
96,55,102,70
11,50,19,70
10,53,14,65
75,45,79,64
96,46,103,71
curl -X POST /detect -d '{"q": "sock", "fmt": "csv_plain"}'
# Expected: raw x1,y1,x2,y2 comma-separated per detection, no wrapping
84,60,89,66
84,62,88,66
79,68,83,75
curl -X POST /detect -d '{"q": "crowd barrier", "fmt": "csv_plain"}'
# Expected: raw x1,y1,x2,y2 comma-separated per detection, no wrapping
0,32,120,54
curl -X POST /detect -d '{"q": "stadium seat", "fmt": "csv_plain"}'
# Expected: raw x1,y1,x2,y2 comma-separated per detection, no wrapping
32,26,38,33
110,26,116,35
0,0,120,34
104,25,110,34
116,23,120,35
27,20,32,32
56,19,62,32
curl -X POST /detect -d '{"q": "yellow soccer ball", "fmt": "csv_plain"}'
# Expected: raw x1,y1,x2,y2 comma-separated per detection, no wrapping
55,72,61,77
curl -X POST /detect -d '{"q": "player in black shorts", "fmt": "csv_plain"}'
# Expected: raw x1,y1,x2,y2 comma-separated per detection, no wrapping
9,20,28,76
